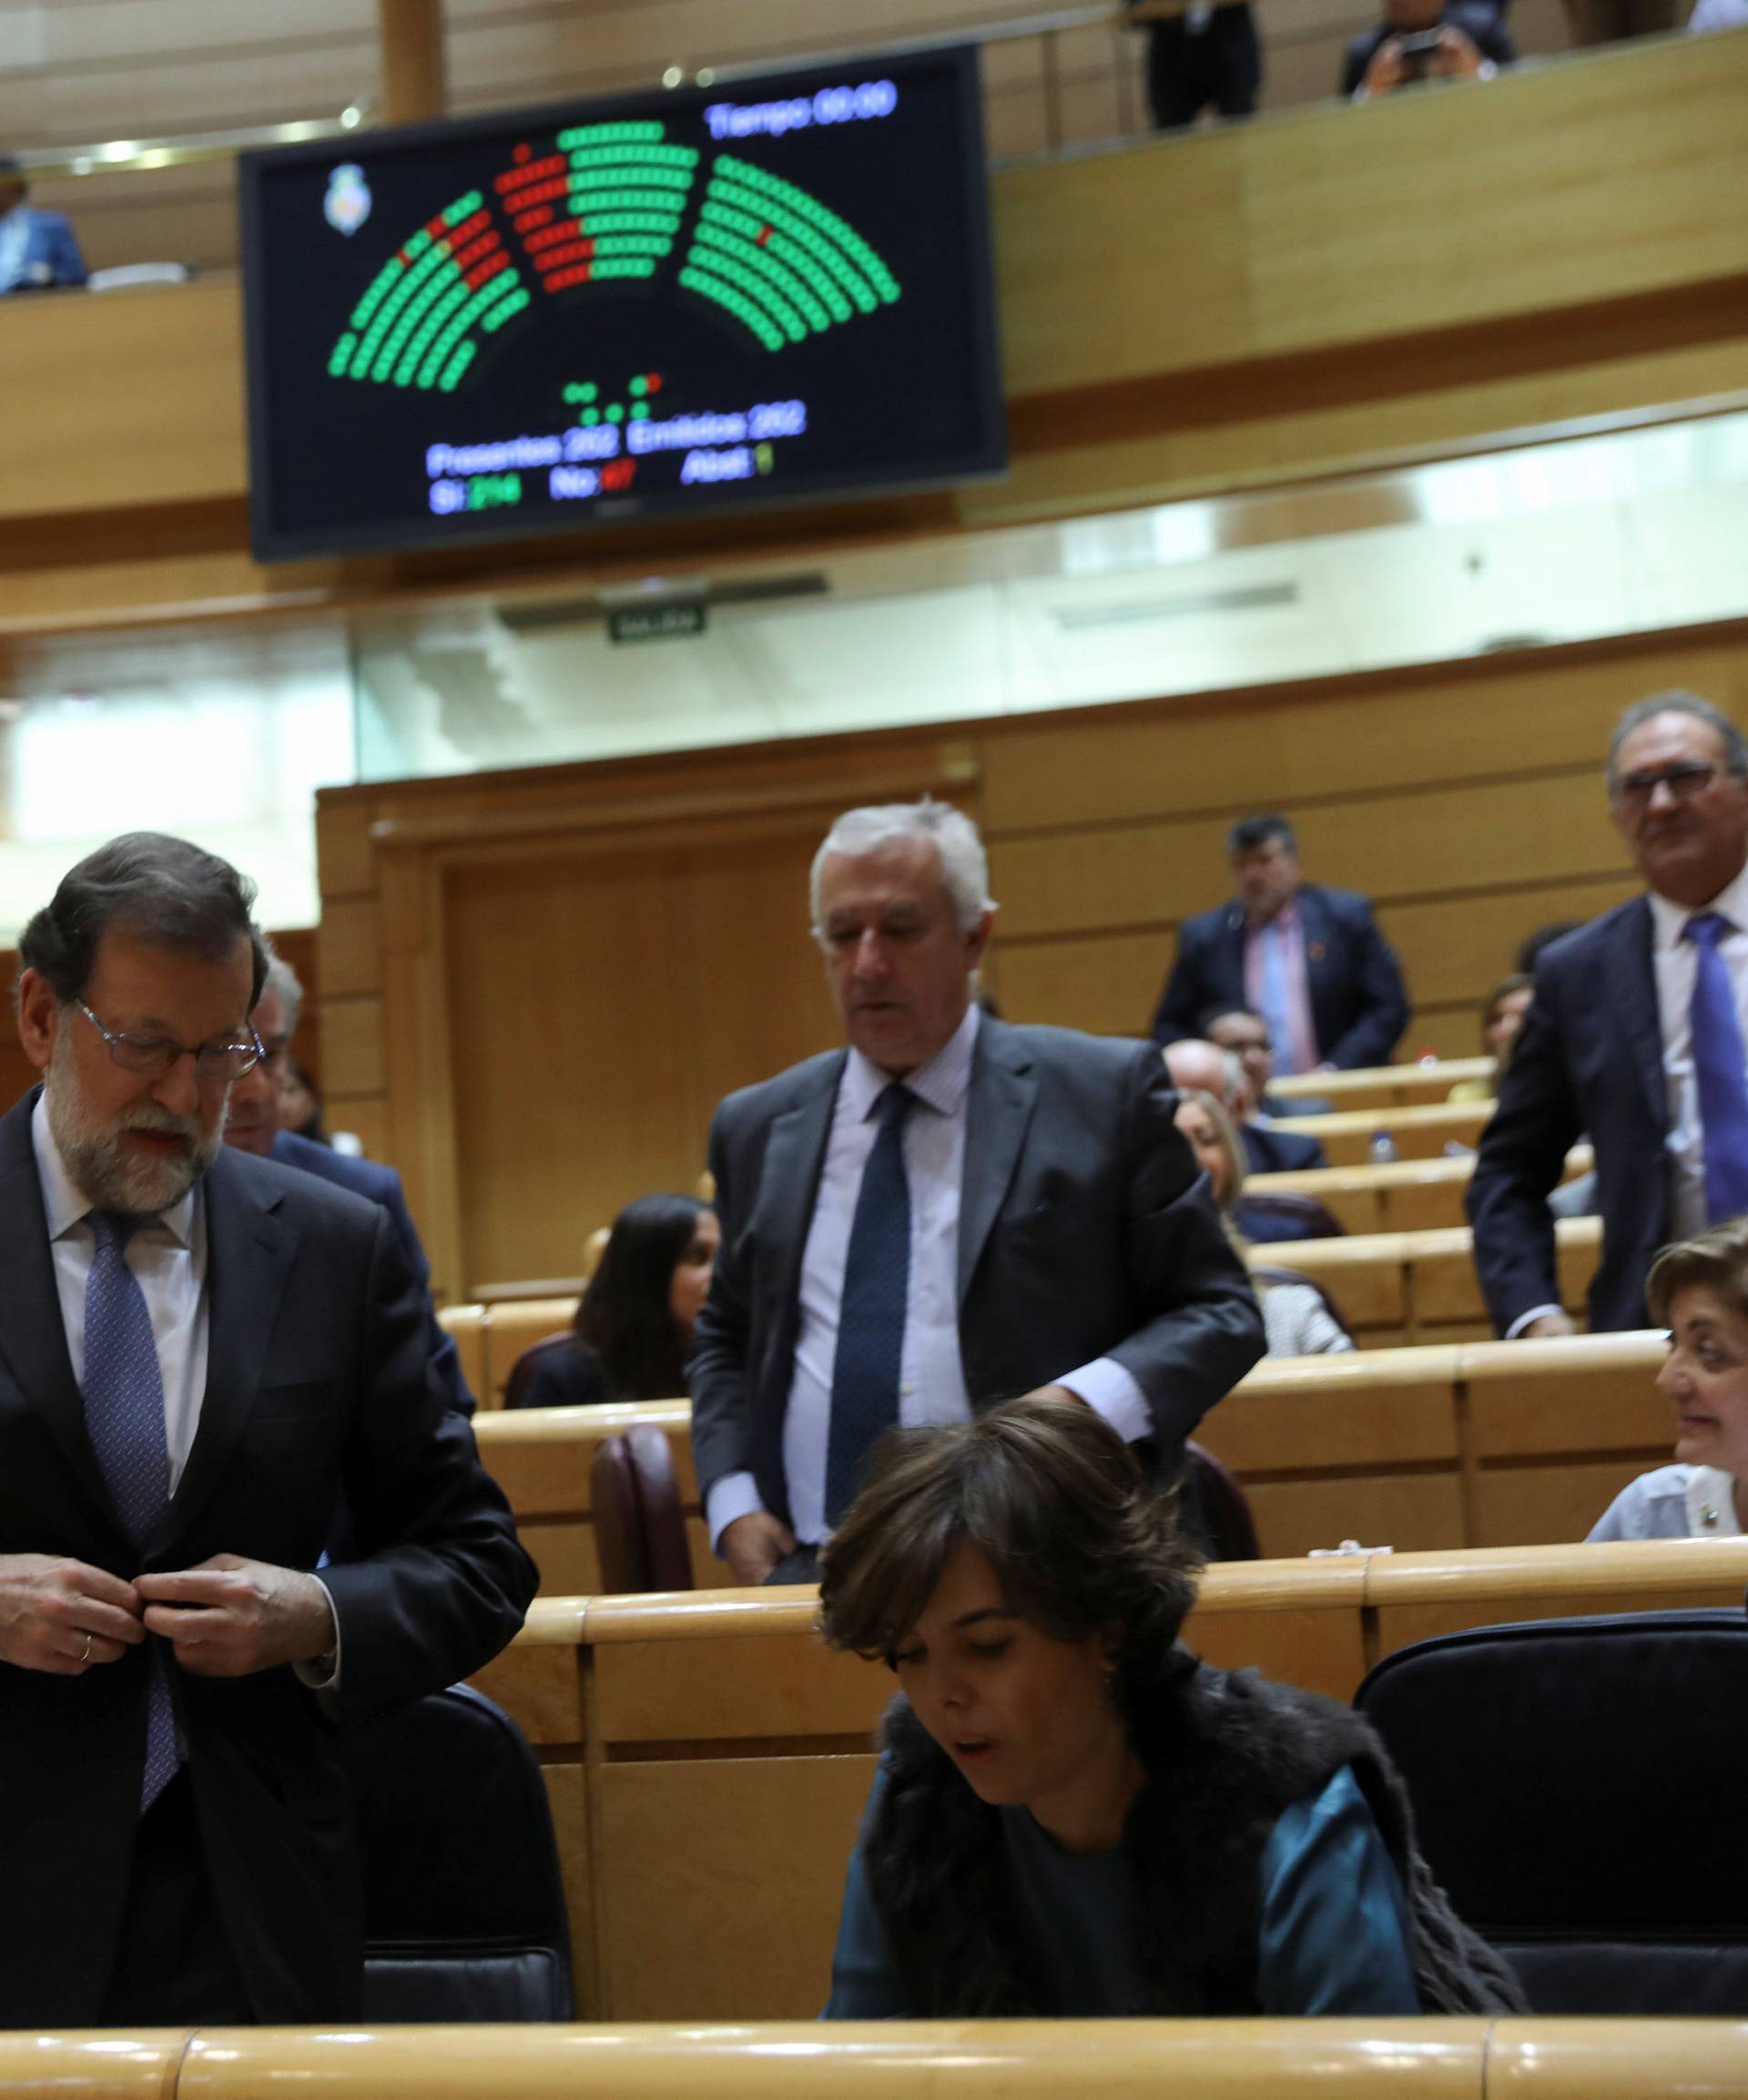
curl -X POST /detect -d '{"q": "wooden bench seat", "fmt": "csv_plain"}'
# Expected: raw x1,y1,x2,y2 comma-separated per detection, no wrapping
1263,1100,1494,1165
470,1322,1666,1591
1247,1146,1592,1237
63,2018,1748,2100
472,1537,1748,2020
1265,1216,1600,1348
1272,1056,1495,1112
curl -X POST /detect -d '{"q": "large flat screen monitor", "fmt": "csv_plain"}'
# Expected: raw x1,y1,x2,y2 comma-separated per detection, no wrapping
239,46,1006,561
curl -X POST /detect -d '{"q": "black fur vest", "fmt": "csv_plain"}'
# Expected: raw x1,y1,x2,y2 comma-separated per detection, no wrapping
862,1649,1525,2016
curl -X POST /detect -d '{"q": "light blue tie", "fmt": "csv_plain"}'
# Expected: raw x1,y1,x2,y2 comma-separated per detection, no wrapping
825,1086,915,1529
82,1212,179,1811
1257,923,1302,1078
1684,913,1748,1225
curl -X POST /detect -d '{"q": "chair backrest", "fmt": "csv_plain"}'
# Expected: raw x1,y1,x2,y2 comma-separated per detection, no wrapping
1355,1609,1748,2014
1235,1191,1347,1241
591,1426,696,1594
339,1682,574,2021
1253,1263,1355,1342
503,1331,577,1411
1184,1440,1261,1561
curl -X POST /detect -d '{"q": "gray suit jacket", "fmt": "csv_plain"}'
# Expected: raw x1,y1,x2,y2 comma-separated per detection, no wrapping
688,1019,1265,1526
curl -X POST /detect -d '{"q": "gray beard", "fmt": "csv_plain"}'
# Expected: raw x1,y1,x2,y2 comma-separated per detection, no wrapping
46,1028,227,1217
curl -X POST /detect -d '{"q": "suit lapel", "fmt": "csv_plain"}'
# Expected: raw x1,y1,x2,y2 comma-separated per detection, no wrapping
157,1152,297,1557
959,1022,1038,1305
1606,896,1668,1131
757,1058,843,1361
0,1090,113,1522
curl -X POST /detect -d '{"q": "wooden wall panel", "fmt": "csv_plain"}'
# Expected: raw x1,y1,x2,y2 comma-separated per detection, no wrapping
320,621,1748,1295
439,819,838,1288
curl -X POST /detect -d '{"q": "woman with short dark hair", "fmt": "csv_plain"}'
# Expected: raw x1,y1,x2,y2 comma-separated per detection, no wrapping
818,1397,1521,2018
512,1193,718,1408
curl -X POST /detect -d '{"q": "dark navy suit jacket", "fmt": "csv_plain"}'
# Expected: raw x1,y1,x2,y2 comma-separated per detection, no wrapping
0,1092,532,2025
269,1129,473,1416
2,208,87,291
1241,1124,1329,1177
1467,900,1665,1336
1151,884,1409,1071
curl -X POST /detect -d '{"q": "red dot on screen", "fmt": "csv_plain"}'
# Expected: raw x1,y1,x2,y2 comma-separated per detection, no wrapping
645,372,663,393
513,143,532,164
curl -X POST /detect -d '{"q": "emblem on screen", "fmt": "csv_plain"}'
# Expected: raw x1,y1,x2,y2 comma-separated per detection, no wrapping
324,164,373,238
325,119,901,396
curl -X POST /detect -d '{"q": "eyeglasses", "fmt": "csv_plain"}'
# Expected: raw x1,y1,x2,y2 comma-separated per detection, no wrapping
1612,760,1730,807
76,1000,263,1081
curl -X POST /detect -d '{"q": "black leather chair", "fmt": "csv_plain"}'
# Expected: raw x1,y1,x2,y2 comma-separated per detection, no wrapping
340,1683,574,2020
1355,1609,1748,2013
592,1427,696,1593
1184,1440,1262,1562
1235,1191,1347,1242
503,1332,575,1410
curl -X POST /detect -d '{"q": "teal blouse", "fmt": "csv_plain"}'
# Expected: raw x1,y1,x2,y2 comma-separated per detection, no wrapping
823,1762,1420,2018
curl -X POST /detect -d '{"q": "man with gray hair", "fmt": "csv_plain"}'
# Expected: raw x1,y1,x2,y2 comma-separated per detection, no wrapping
223,946,473,1415
0,831,533,2025
1470,692,1748,1335
689,798,1265,1585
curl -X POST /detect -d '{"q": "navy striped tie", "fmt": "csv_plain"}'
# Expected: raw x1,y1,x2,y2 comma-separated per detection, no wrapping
83,1212,179,1811
825,1086,915,1529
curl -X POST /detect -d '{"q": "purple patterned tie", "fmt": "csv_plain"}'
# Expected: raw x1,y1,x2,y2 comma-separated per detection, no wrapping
82,1212,179,1811
1683,914,1748,1225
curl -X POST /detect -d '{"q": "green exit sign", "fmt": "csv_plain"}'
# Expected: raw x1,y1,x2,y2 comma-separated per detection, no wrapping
608,603,708,645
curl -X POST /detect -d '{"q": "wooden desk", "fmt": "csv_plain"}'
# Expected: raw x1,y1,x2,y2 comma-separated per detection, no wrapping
473,1320,1659,1591
1272,1058,1495,1112
472,1538,1748,2021
1247,1146,1591,1237
1265,1217,1600,1347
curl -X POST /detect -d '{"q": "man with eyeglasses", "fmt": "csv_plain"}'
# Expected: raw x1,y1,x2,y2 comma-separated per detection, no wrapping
0,831,534,2027
1470,692,1748,1337
223,947,474,1417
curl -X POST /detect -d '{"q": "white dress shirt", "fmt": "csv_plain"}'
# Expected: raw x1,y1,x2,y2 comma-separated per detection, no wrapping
1505,863,1748,1339
30,1092,339,1677
706,1004,1153,1550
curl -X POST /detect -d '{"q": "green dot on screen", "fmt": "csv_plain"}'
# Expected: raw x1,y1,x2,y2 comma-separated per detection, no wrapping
581,382,598,403
632,403,650,419
606,403,625,423
582,408,600,425
629,375,647,397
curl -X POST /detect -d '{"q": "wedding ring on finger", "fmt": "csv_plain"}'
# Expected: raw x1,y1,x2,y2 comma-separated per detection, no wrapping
79,1631,93,1665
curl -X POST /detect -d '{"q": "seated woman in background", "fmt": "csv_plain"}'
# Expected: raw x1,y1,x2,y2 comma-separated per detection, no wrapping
513,1192,719,1409
818,1399,1522,2018
1174,1087,1352,1357
1589,1219,1748,1540
1448,973,1534,1103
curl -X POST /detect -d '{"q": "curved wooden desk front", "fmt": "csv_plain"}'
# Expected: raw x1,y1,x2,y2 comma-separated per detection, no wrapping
7,2021,1737,2100
472,1538,1748,2021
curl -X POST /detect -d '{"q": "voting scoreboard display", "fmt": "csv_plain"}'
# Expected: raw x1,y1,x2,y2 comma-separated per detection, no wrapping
239,48,1006,559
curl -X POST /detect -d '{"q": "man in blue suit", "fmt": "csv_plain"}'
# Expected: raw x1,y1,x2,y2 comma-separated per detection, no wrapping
1469,693,1748,1338
223,951,474,1415
1152,815,1409,1072
0,160,88,293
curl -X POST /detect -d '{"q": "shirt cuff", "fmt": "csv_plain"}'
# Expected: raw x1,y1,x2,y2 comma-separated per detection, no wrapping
1057,1357,1153,1444
293,1574,341,1692
1505,1303,1565,1341
706,1471,766,1554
